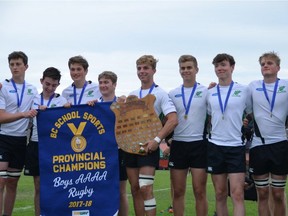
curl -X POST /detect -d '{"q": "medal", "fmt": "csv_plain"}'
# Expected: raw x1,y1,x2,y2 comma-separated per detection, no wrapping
182,83,197,120
11,79,25,111
262,79,278,118
217,81,234,120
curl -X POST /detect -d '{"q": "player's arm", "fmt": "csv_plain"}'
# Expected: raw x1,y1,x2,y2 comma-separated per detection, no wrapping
146,112,178,152
0,109,38,124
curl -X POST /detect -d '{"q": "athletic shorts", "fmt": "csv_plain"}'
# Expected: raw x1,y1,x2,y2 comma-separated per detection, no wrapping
118,149,127,181
124,148,160,168
169,140,207,169
0,134,27,170
249,140,288,175
24,141,39,176
207,142,246,174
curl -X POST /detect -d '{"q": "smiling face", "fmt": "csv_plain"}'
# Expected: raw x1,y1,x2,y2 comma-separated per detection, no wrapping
41,77,60,98
99,77,116,97
179,61,198,83
136,64,156,85
69,63,87,83
214,60,234,81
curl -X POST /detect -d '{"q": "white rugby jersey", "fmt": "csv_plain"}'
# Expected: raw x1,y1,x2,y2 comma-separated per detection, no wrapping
207,82,252,147
0,79,38,136
62,81,101,105
169,83,208,142
249,79,288,148
31,93,67,142
129,85,176,117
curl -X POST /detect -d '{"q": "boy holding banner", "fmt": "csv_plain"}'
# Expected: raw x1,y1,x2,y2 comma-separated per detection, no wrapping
62,55,101,105
0,51,38,216
24,67,67,216
125,55,178,216
96,71,129,216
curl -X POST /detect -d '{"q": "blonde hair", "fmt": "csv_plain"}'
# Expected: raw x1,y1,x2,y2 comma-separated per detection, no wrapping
259,51,281,66
136,55,158,69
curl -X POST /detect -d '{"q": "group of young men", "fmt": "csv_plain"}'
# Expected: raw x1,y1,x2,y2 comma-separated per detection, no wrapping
0,51,287,216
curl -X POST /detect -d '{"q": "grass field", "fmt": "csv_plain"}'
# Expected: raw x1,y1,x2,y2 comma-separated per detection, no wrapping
12,170,287,216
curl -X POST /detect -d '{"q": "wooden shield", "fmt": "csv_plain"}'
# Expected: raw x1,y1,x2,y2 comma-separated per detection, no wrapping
110,94,162,155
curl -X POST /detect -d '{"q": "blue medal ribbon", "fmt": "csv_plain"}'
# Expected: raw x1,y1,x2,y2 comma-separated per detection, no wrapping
139,83,155,98
181,83,197,120
11,79,26,109
41,93,55,107
262,79,279,117
100,96,117,102
217,81,234,119
73,81,87,105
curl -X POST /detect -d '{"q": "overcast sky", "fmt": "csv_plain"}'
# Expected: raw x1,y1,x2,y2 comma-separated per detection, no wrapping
1,0,288,95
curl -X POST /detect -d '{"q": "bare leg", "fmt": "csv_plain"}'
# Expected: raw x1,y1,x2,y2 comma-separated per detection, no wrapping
170,168,188,216
191,168,208,216
34,176,40,216
228,173,245,216
126,167,145,216
211,174,229,216
4,177,19,216
118,180,129,216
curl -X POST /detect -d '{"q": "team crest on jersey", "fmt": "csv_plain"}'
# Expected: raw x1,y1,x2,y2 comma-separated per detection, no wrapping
87,90,94,97
110,94,162,155
232,90,241,97
195,91,203,98
27,88,34,95
278,86,286,93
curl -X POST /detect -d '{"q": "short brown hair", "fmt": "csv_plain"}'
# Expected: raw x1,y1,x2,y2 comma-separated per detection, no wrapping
98,71,117,84
212,53,235,66
178,55,198,68
68,55,89,70
8,51,28,65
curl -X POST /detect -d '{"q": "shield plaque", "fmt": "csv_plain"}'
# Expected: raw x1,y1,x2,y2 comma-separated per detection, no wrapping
110,94,162,155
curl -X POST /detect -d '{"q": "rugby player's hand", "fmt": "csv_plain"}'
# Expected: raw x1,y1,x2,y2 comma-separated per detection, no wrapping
23,109,38,118
63,103,71,108
38,105,48,110
146,139,159,153
87,100,98,106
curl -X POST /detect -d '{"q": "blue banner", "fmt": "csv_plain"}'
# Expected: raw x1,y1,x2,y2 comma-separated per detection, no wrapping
37,103,119,216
